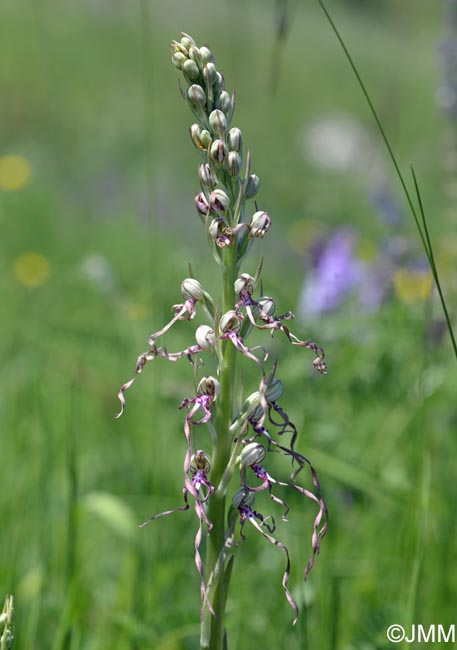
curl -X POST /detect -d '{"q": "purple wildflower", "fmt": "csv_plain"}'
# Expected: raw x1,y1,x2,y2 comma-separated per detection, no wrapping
298,228,362,317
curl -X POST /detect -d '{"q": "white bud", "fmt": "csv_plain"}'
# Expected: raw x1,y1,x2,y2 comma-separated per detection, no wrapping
219,310,242,334
195,324,216,350
227,127,242,152
181,278,204,302
240,443,266,467
234,273,255,296
209,109,227,138
210,139,227,165
183,58,200,81
249,211,271,238
256,296,275,317
200,47,213,65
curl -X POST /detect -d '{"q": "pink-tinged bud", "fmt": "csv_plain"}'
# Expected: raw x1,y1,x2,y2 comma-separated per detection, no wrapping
209,189,230,213
227,127,242,153
209,218,233,247
249,211,271,238
195,192,209,215
198,163,217,190
209,109,227,138
187,84,206,107
210,139,227,165
226,151,241,176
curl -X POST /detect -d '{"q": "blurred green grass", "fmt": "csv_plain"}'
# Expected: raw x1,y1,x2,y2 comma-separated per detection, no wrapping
1,0,457,648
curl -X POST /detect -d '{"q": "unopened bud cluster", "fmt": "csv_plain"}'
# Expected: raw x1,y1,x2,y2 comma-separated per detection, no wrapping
170,32,271,258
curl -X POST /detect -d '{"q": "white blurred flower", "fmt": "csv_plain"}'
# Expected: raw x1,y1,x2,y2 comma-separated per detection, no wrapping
79,254,117,293
301,114,372,171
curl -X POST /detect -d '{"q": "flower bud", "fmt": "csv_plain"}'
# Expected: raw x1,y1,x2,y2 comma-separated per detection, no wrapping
188,45,202,65
234,273,255,296
209,109,227,138
187,84,206,107
190,450,211,473
240,443,266,467
218,90,231,114
208,218,222,239
171,51,187,69
204,62,218,85
210,189,230,213
171,40,188,56
181,278,204,302
227,127,242,153
265,378,283,402
219,310,242,334
231,487,255,509
195,192,209,216
190,124,207,151
195,324,216,350
200,46,213,65
252,296,276,318
183,58,200,81
240,391,261,417
197,375,221,400
245,173,260,199
249,211,271,238
180,33,195,51
198,163,217,190
214,71,225,92
226,151,241,176
210,139,228,165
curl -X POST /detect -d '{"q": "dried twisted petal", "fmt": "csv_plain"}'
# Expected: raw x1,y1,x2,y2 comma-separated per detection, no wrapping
238,504,299,625
115,343,203,418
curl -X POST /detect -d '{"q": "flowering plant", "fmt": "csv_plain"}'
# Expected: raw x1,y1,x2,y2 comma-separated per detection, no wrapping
117,33,328,650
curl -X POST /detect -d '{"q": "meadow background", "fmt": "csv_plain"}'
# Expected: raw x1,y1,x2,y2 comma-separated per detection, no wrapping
1,0,456,648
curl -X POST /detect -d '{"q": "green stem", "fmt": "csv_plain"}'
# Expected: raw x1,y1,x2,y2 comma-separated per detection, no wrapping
201,243,239,650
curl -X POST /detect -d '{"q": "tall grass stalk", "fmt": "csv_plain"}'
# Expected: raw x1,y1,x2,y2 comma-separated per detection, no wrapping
318,0,457,361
